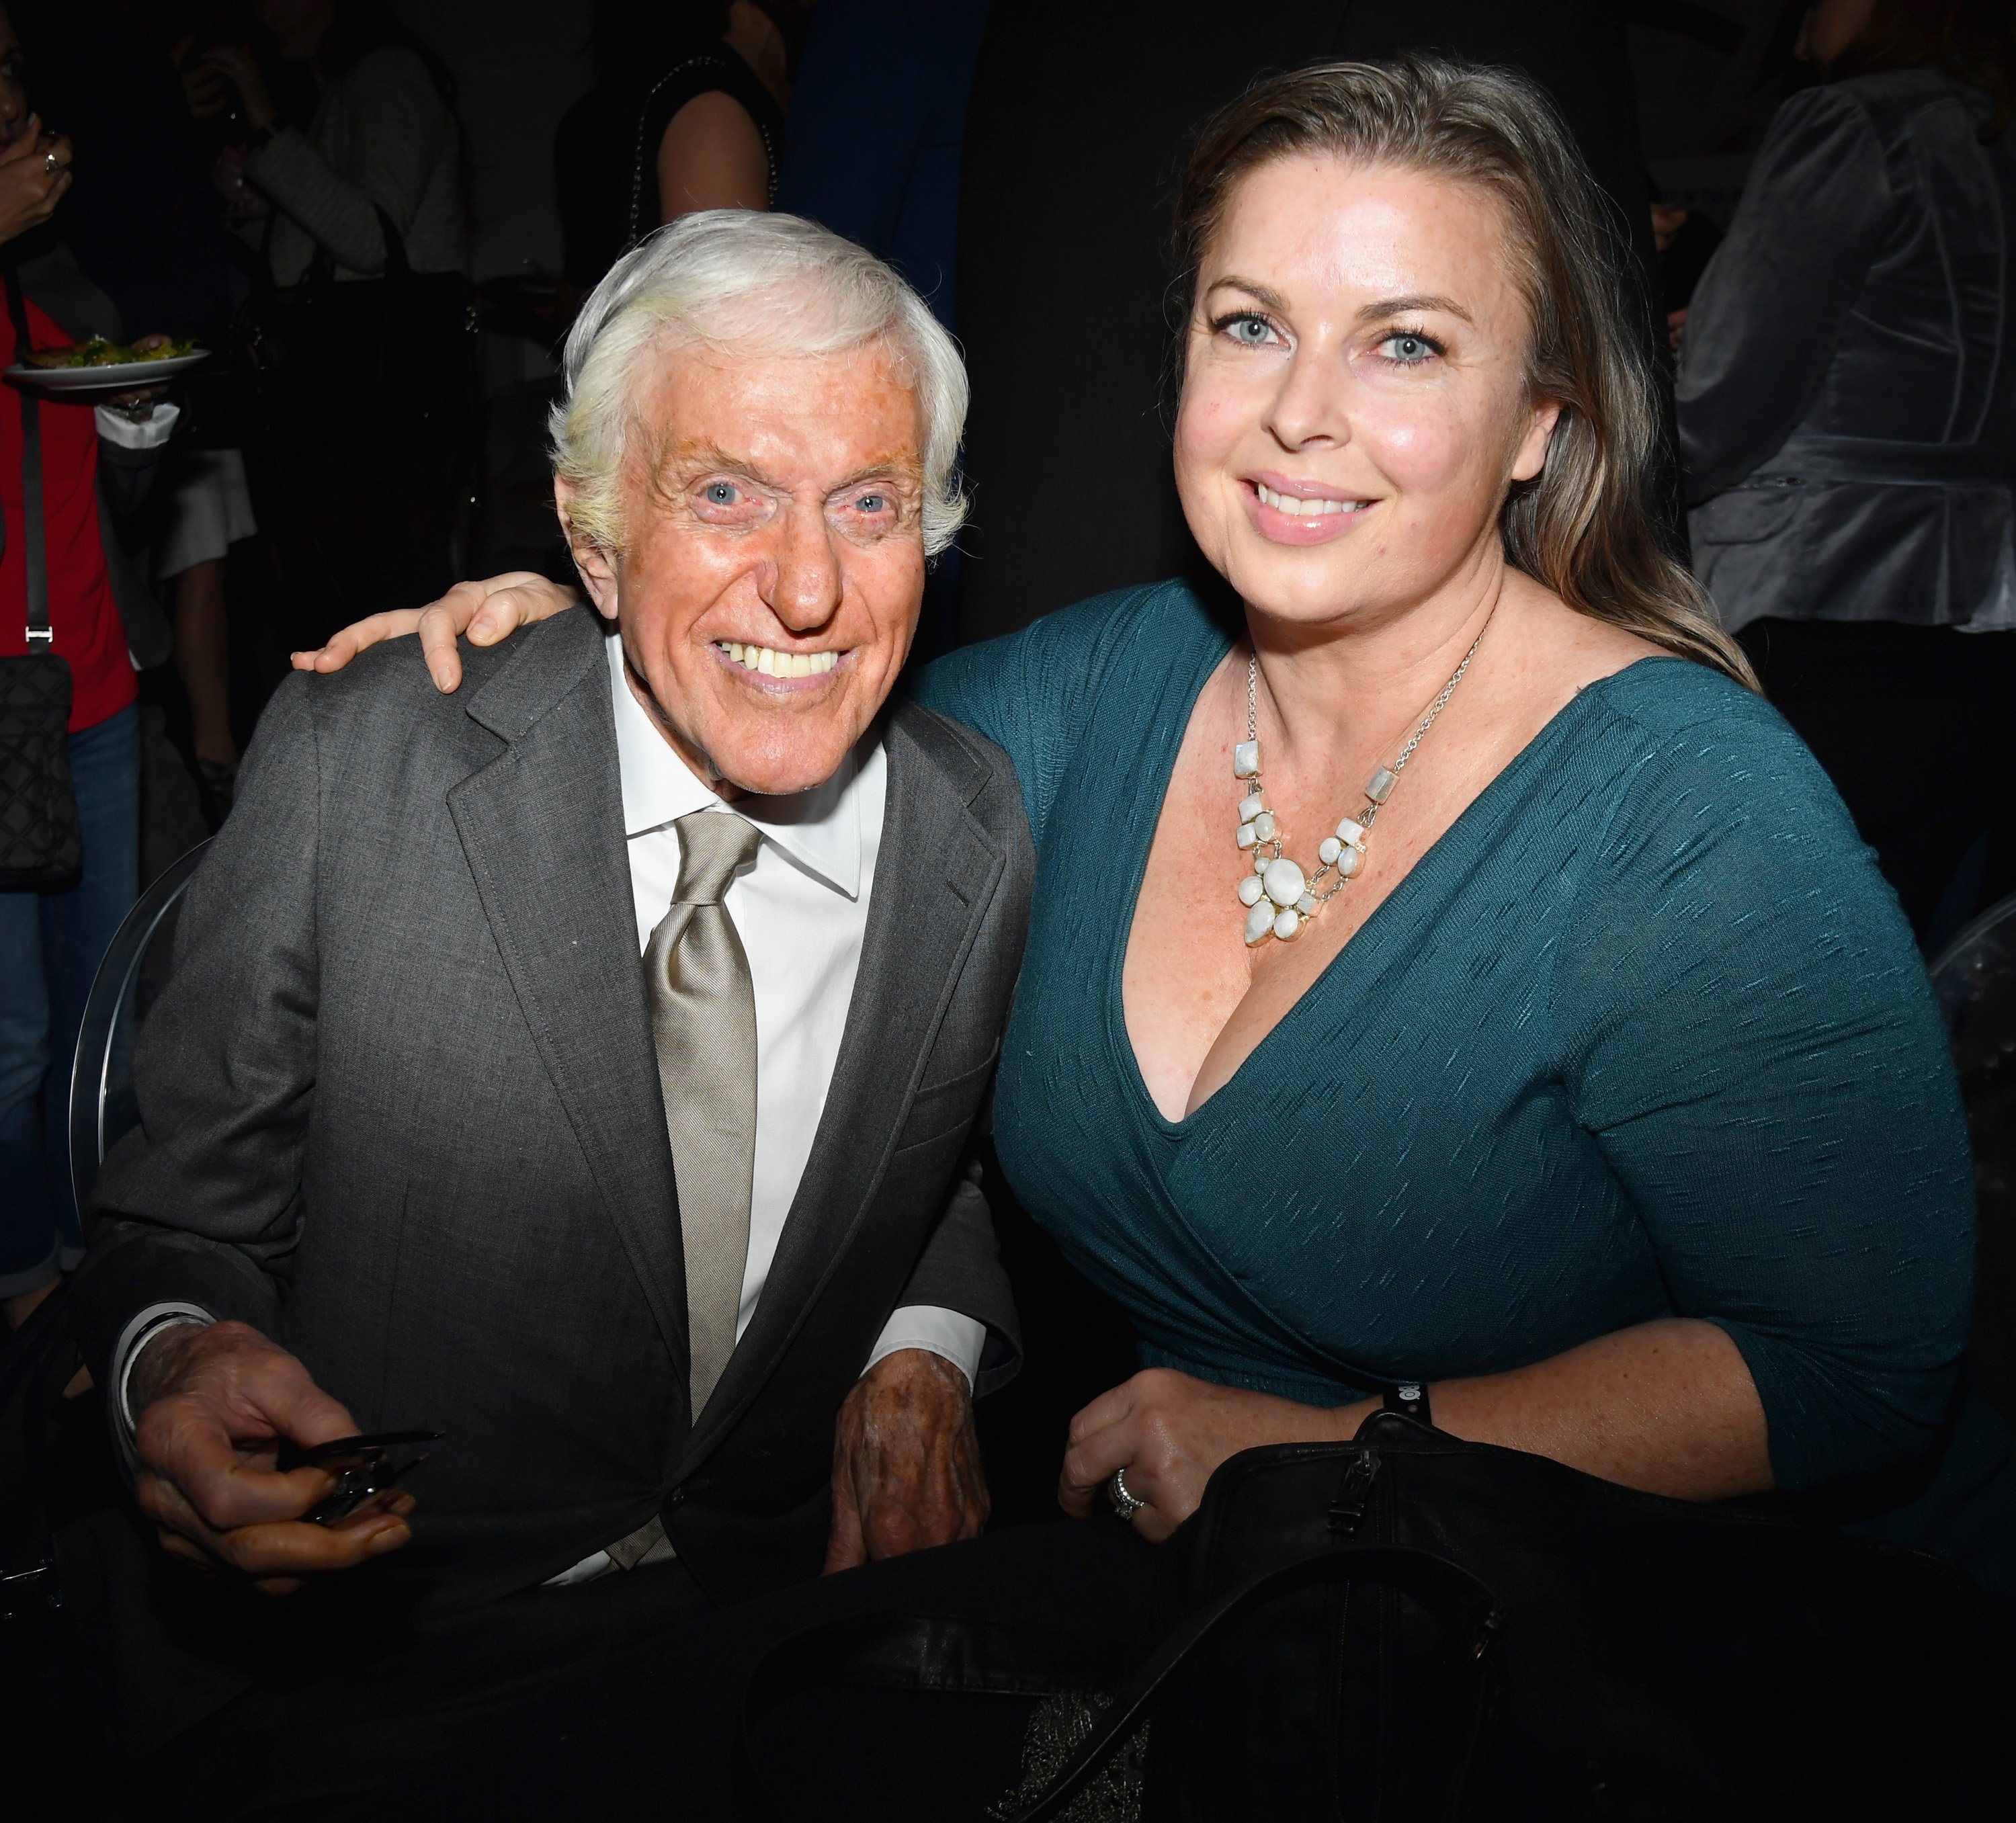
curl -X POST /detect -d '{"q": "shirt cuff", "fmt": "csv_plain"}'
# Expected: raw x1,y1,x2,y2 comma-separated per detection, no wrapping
95,400,181,450
862,1305,986,1392
112,1303,215,1472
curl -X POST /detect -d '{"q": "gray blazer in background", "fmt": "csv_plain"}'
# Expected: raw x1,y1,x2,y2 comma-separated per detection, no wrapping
73,607,1030,1633
1678,66,2016,633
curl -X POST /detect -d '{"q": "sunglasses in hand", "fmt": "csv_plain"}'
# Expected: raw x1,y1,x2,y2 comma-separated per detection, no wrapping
275,1431,442,1525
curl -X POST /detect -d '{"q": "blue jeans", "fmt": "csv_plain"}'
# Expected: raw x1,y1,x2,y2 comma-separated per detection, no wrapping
0,703,140,1298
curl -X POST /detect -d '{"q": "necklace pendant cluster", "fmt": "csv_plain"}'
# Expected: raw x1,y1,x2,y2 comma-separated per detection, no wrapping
1233,622,1489,946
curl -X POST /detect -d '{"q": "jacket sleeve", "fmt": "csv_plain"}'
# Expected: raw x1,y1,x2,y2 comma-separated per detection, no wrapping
69,675,325,1388
894,1150,1022,1396
1676,85,1896,501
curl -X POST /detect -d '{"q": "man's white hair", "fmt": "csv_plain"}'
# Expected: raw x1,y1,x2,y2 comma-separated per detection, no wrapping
549,210,968,558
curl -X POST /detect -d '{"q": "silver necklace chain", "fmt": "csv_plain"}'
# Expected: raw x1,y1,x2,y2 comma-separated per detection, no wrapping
1233,616,1491,946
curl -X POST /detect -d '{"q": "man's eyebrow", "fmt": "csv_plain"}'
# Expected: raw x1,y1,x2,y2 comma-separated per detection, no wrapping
828,454,924,493
1356,292,1474,326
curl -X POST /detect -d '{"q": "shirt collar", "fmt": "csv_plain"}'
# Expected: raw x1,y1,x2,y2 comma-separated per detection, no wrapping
607,631,865,899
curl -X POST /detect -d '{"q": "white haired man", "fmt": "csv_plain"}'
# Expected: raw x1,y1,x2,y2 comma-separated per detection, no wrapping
67,212,1031,1810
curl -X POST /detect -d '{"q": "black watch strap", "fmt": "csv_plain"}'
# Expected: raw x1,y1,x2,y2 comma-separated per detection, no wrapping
1383,1381,1431,1425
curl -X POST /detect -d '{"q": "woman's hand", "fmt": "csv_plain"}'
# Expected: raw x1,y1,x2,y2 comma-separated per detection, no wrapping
1058,1367,1368,1541
291,573,583,692
0,118,71,247
173,36,233,121
199,44,278,133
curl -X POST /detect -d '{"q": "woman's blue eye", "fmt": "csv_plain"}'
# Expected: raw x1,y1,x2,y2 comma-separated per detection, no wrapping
1382,333,1436,364
1226,314,1275,346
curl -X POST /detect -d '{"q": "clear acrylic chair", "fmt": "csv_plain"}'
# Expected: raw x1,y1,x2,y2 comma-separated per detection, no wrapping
67,839,208,1216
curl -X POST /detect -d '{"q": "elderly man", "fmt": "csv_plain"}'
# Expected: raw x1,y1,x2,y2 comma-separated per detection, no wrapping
67,212,1031,1808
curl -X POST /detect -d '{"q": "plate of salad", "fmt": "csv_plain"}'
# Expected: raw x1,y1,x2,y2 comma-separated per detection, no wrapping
5,336,210,392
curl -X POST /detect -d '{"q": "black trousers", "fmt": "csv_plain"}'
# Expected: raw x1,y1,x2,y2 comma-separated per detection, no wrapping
137,1519,1170,1823
1738,618,2016,944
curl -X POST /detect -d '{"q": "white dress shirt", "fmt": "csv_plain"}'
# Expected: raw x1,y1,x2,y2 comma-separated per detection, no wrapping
112,636,985,1459
605,634,983,1378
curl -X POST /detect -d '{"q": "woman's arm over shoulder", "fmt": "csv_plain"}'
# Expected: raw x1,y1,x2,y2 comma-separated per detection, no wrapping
911,581,1195,849
1555,665,1972,1492
1677,85,1894,500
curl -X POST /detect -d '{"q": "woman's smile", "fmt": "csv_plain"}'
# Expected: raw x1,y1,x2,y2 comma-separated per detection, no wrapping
1246,473,1379,544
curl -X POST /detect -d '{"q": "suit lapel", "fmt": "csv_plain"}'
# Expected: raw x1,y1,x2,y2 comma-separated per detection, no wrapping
448,613,689,1388
675,705,1005,1468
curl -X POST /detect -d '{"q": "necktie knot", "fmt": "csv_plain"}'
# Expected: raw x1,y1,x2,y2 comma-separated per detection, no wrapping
672,810,761,906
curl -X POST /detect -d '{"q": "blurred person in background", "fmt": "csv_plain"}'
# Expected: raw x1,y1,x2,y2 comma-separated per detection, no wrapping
554,1,794,302
1679,0,2016,943
1,3,178,1331
192,0,468,652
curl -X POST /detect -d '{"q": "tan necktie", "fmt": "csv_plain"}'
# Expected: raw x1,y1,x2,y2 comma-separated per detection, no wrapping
644,809,764,1418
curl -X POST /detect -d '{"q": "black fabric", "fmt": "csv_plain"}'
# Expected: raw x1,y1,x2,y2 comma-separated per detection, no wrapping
234,209,476,650
732,1416,2010,1822
554,44,786,290
1738,618,2016,940
0,267,81,890
954,0,1668,643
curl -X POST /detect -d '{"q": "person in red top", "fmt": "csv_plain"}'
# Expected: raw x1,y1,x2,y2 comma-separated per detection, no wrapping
1,5,177,1328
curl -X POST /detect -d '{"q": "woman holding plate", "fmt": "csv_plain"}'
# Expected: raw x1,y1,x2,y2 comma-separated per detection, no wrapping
1,3,179,1332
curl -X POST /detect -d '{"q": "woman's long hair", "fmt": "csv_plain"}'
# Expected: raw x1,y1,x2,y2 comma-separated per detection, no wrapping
1829,0,2016,136
1171,58,1757,688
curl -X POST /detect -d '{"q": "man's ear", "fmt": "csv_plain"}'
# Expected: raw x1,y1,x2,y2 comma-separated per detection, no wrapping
1510,398,1563,484
553,476,620,621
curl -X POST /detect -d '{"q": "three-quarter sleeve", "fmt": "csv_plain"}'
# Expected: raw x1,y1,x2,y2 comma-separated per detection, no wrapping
911,583,1173,847
1552,687,1974,1491
1676,85,1896,501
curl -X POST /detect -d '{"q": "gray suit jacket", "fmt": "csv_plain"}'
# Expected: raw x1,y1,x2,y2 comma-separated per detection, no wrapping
1679,67,2016,632
73,607,1031,1629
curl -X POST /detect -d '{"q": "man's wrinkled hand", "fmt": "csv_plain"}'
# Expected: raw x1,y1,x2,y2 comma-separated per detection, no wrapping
824,1348,988,1574
132,1319,415,1596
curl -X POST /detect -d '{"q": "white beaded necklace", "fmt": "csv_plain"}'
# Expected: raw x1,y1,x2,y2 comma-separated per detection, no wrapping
1232,620,1490,946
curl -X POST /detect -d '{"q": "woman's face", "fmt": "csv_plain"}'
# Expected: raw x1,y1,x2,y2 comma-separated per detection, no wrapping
1173,155,1558,633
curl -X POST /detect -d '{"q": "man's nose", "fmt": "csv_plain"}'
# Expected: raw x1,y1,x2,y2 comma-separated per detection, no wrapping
767,499,843,632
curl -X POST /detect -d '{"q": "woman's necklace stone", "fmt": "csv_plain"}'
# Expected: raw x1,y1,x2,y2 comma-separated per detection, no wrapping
1234,621,1489,946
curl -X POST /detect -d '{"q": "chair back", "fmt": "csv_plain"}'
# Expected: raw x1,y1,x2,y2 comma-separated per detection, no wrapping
67,840,209,1216
1929,891,2016,1423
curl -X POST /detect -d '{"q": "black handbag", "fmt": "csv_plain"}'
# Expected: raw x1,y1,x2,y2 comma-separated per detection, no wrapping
0,267,81,892
739,1410,2007,1822
235,204,476,446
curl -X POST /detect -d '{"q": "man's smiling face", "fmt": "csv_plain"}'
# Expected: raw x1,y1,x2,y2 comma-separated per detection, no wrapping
563,334,928,798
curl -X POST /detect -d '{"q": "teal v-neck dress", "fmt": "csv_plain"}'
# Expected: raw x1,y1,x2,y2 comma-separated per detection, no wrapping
915,580,1981,1500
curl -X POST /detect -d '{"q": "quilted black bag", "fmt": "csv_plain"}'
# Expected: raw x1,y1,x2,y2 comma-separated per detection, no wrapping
0,266,81,891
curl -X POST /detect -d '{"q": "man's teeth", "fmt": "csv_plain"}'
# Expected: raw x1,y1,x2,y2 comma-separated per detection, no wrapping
1255,482,1367,517
719,642,841,677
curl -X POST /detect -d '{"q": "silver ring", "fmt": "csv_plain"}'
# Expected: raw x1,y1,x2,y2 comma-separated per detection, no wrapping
1108,1467,1145,1519
43,150,56,174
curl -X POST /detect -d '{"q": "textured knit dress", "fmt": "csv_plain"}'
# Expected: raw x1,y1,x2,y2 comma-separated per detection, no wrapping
913,580,1979,1499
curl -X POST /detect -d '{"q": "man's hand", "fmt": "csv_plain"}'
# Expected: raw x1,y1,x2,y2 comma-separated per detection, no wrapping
823,1349,988,1574
290,573,582,693
132,1320,415,1595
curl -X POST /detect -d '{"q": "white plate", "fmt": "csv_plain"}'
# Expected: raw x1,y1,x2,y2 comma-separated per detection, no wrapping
4,349,212,392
